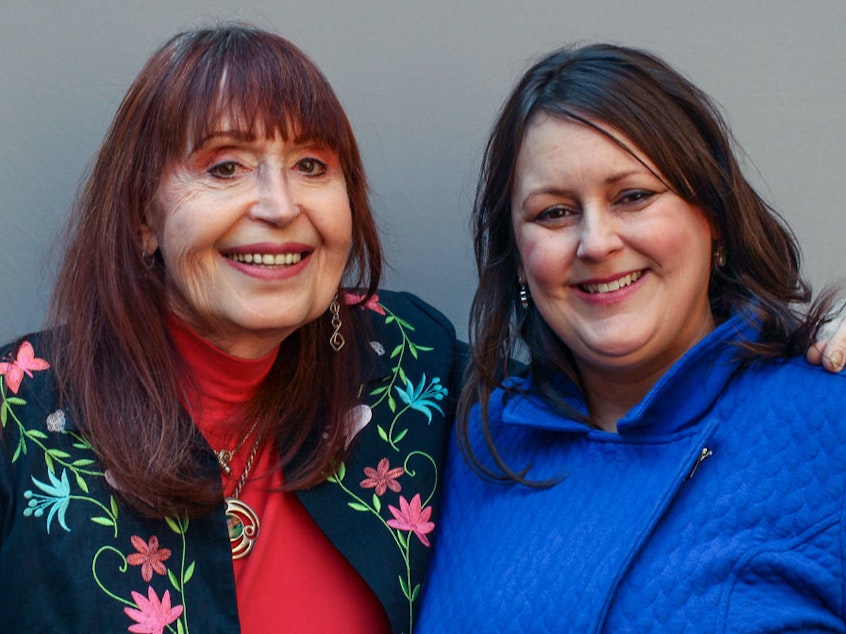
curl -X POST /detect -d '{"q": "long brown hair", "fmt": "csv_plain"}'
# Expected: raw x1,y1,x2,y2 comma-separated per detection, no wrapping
461,43,834,483
48,24,382,517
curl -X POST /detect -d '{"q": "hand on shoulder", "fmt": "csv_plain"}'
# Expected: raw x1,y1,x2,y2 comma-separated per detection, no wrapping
807,315,846,373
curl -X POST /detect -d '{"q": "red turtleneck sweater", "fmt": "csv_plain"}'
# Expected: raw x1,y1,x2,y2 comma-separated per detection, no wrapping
169,316,390,633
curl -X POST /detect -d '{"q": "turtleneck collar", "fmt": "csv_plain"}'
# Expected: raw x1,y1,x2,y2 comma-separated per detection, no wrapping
166,313,279,445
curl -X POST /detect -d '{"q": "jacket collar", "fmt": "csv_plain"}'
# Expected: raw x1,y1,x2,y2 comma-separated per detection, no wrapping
503,313,756,437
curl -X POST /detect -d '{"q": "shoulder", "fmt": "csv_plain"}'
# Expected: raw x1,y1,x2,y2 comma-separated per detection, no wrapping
366,289,456,339
736,354,846,397
719,355,846,441
0,330,52,359
347,289,461,371
0,330,58,404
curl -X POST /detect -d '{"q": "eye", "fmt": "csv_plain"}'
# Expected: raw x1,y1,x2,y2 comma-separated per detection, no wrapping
616,190,655,206
535,204,576,224
295,157,328,176
207,161,240,179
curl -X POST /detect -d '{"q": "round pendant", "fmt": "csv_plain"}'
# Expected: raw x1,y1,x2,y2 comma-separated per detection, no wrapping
225,497,260,559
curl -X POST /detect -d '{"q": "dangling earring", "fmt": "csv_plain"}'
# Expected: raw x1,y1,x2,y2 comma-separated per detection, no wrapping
519,280,531,309
141,248,156,269
713,245,727,268
329,294,345,352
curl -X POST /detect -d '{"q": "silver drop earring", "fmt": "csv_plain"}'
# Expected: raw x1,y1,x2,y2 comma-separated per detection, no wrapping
329,295,345,352
713,245,727,268
519,281,530,309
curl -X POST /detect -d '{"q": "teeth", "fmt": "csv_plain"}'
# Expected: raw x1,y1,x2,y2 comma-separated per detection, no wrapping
228,252,303,266
582,271,643,294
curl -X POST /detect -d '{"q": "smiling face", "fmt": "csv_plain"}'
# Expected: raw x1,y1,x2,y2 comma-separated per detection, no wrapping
511,113,717,385
144,130,352,358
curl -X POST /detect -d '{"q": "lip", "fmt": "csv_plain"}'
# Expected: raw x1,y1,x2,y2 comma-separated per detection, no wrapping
572,269,646,305
220,242,313,280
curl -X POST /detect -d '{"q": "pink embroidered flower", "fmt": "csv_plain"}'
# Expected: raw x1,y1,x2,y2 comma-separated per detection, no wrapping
124,586,183,634
387,493,435,547
343,291,385,315
360,458,404,496
0,341,50,394
126,535,172,582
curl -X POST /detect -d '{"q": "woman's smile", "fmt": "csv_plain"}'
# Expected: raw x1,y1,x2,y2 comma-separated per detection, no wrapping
511,113,716,379
576,270,644,295
145,133,353,358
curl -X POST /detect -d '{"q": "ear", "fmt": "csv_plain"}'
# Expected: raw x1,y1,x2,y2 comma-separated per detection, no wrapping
707,213,721,242
140,224,159,256
139,207,159,256
138,196,159,255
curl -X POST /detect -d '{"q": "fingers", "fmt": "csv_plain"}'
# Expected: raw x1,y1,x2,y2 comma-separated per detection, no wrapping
806,340,825,366
807,317,846,373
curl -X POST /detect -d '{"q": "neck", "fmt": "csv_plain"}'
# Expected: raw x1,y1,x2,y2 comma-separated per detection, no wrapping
576,311,717,432
579,366,666,432
167,313,279,440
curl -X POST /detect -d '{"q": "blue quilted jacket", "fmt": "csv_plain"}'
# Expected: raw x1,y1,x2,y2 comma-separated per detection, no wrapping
418,314,846,632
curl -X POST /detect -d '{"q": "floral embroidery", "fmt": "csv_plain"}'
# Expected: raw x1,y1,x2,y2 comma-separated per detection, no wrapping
23,469,71,533
45,409,66,432
2,339,196,632
345,403,373,449
0,341,50,394
3,302,446,632
360,458,405,496
124,587,184,634
127,535,172,582
396,374,447,424
387,494,435,547
344,291,386,315
330,296,448,632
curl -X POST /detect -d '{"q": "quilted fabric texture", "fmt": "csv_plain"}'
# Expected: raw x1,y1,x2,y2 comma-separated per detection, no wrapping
418,314,846,633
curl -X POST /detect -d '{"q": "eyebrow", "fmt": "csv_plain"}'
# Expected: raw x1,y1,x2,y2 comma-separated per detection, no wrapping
189,130,255,153
519,168,649,205
189,131,331,157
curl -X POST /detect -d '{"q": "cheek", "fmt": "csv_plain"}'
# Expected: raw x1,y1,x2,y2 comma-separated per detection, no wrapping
317,193,354,255
518,230,574,288
159,215,208,268
662,220,713,274
157,191,237,263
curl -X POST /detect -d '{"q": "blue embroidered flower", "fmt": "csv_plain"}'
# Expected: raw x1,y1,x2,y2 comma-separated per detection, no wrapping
23,469,71,533
394,374,447,424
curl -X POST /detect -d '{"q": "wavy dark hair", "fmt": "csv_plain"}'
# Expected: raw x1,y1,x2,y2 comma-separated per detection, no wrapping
47,24,382,517
460,43,834,484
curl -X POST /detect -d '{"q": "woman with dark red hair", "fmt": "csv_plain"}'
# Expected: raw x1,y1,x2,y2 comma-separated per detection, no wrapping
0,25,459,633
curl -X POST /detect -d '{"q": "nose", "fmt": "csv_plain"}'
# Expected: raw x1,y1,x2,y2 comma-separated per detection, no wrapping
250,169,299,226
575,206,623,261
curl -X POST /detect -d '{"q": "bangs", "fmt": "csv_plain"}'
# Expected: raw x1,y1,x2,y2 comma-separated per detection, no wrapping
536,56,719,204
153,27,352,161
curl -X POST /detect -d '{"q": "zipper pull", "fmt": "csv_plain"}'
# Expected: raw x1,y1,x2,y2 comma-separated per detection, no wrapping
686,447,713,480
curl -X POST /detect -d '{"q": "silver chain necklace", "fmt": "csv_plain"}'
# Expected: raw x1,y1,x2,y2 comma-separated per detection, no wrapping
215,420,263,559
215,418,260,476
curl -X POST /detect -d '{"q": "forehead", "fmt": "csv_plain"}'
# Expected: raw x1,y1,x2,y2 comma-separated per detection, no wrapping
515,114,659,183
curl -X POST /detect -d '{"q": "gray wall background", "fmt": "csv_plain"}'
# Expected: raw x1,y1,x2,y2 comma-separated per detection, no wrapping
1,1,844,343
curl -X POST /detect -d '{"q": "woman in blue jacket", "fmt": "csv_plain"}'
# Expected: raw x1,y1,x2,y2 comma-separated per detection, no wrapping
419,43,846,632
